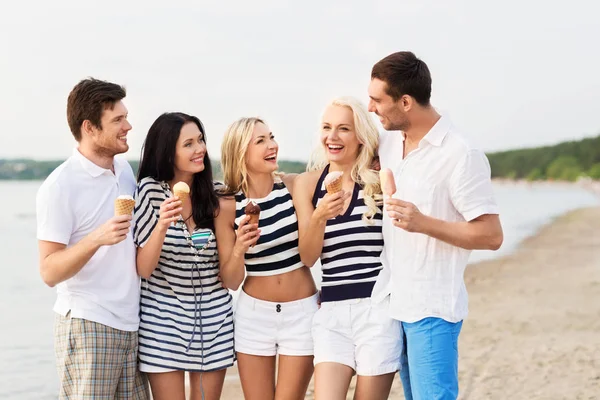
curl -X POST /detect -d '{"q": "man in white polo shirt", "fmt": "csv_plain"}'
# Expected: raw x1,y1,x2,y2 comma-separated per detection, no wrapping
368,52,504,400
36,78,149,399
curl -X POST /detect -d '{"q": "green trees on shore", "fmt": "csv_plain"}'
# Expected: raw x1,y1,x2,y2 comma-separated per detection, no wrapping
2,134,599,181
487,135,600,181
0,159,307,180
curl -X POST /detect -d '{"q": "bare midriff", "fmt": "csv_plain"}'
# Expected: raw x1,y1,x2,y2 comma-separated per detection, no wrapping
242,266,317,302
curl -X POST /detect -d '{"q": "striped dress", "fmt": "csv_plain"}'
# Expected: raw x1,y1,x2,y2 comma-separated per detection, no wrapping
312,166,384,302
234,181,304,276
133,177,235,372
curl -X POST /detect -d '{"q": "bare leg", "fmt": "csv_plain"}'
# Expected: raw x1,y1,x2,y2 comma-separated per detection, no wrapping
275,355,315,400
189,369,227,400
147,370,186,400
353,373,396,400
237,352,277,400
314,362,354,400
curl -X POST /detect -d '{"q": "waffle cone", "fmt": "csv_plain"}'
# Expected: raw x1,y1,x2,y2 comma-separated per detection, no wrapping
174,190,189,204
246,214,260,226
114,198,136,216
325,177,343,194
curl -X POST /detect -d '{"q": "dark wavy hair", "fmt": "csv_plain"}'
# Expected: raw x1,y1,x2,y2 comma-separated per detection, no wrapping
137,112,219,230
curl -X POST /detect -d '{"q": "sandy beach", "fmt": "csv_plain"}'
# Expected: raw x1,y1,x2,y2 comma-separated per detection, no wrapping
213,207,600,399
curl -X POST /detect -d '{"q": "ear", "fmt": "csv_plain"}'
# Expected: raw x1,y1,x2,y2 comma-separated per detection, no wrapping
81,120,95,139
401,95,413,112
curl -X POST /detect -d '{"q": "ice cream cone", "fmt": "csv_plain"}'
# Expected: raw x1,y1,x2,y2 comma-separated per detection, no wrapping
114,195,136,216
244,201,261,226
324,171,343,194
173,181,190,204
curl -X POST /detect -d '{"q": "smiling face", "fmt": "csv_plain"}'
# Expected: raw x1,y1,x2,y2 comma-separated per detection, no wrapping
321,104,361,164
87,100,132,156
173,121,207,176
367,78,410,131
245,121,278,175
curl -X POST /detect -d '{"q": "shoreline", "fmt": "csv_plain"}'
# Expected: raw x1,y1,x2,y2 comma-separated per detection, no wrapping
214,206,600,399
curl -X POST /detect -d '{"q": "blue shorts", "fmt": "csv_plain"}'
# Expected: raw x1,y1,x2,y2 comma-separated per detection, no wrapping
400,317,463,400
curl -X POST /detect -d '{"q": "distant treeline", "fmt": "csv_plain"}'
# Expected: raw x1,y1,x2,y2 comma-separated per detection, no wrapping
0,159,308,180
487,135,600,181
3,134,600,181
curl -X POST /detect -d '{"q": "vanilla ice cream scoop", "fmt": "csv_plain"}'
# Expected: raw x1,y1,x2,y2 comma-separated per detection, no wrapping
173,181,190,203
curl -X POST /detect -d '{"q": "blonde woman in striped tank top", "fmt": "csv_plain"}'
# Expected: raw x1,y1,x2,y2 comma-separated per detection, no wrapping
294,97,402,400
215,117,318,400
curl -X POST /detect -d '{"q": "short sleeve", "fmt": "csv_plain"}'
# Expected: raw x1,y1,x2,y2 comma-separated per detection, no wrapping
36,181,73,244
133,179,160,248
449,149,500,221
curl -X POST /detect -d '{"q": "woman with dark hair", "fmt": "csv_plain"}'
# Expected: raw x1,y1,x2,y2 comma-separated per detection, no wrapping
133,112,235,400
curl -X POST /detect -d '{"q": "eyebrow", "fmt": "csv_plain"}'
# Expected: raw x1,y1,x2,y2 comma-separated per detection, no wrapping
111,113,127,122
255,132,273,139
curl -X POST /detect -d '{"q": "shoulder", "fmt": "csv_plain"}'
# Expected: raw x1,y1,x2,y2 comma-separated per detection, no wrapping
216,195,237,221
135,176,164,200
441,120,482,152
442,127,492,179
293,170,323,200
37,159,75,199
280,172,298,189
296,170,322,187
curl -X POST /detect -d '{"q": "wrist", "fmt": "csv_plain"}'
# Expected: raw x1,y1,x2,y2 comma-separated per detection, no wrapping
419,214,436,236
83,233,103,252
312,211,328,226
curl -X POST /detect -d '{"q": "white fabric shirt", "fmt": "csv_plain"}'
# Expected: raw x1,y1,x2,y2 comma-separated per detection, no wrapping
36,148,140,331
371,115,499,323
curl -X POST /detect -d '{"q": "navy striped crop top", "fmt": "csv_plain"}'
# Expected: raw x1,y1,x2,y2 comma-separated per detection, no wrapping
234,181,304,276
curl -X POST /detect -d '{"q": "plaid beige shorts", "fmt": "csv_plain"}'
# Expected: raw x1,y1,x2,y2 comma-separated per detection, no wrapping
54,313,150,400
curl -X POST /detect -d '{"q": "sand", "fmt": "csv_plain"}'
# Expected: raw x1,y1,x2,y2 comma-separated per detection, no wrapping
213,207,600,399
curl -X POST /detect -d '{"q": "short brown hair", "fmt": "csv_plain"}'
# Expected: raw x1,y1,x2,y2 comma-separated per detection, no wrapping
66,78,126,141
371,51,432,106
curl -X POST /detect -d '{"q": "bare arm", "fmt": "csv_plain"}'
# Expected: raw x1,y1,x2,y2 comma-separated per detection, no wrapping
38,214,132,287
294,172,350,267
214,197,259,290
136,197,182,279
385,199,503,250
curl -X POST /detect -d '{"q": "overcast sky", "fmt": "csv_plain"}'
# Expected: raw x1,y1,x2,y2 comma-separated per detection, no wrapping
1,0,599,161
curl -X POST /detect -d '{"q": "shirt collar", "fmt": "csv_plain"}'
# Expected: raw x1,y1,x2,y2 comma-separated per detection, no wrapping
419,114,451,147
72,148,117,178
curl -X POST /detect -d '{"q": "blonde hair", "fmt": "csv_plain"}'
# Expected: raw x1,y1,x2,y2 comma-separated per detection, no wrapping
307,96,382,223
221,117,265,196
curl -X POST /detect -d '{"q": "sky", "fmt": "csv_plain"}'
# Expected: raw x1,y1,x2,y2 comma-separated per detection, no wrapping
1,0,599,162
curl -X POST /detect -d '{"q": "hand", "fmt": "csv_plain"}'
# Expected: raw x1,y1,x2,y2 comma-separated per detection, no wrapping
314,190,351,221
158,197,183,230
90,214,132,246
385,199,428,233
370,156,381,171
234,215,261,255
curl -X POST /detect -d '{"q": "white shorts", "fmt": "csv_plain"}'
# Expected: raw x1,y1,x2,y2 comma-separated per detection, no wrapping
312,297,402,376
234,290,318,357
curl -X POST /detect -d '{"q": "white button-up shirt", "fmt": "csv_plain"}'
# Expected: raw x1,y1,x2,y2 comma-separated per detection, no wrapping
36,148,141,331
372,115,499,323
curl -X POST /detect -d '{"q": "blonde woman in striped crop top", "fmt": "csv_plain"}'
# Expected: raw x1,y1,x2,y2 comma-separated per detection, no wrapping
214,117,318,400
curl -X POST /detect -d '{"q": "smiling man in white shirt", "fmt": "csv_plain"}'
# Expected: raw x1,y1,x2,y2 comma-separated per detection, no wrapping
36,78,149,399
368,51,504,400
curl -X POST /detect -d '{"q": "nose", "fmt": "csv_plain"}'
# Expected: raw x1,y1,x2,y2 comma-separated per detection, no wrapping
367,99,375,113
268,138,278,150
124,119,132,131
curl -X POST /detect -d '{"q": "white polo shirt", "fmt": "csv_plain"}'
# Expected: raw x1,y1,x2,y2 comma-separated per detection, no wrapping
371,115,499,323
36,148,140,331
